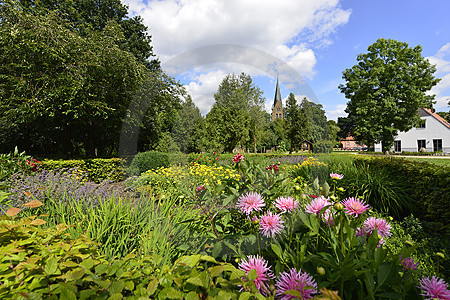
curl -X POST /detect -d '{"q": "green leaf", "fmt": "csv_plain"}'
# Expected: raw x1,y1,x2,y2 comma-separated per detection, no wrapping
239,292,252,300
80,258,95,270
186,276,204,287
60,285,77,300
271,243,283,259
147,278,159,296
109,280,125,295
44,257,58,275
247,269,257,283
67,268,85,281
210,265,224,278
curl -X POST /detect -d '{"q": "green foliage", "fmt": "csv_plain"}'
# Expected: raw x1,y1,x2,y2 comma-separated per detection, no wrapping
353,156,450,236
205,73,266,152
312,140,333,154
0,147,39,181
0,211,258,298
127,151,170,176
39,158,124,182
188,152,221,166
339,38,440,151
167,151,188,166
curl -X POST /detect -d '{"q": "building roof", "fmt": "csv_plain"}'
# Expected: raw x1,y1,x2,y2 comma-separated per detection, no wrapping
421,108,450,129
273,77,282,107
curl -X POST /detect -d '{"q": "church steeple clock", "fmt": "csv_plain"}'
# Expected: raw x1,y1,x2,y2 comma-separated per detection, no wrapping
271,77,284,121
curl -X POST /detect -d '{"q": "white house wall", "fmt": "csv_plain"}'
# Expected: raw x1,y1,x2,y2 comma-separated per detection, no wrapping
374,115,450,153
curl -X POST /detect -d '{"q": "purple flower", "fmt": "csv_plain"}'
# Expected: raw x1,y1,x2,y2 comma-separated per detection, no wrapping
418,276,450,300
238,255,274,295
236,192,265,215
275,196,299,213
400,256,419,271
259,211,284,238
276,268,318,300
342,197,370,217
305,196,331,216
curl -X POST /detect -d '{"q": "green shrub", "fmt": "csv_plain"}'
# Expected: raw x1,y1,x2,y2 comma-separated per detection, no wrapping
39,158,125,182
188,152,220,166
126,151,169,176
0,210,257,299
167,151,188,166
312,140,333,153
0,147,40,182
354,156,450,236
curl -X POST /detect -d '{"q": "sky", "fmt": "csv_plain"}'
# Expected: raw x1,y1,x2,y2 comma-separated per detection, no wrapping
122,0,450,120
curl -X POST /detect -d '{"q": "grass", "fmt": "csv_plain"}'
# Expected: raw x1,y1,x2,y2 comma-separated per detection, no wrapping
400,156,450,166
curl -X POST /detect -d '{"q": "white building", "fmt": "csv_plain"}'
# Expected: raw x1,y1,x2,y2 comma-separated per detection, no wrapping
374,108,450,153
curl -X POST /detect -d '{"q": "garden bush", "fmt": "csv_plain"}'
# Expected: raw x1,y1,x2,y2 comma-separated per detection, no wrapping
354,156,450,237
0,147,40,182
0,206,259,299
312,140,333,153
39,158,125,182
126,151,169,176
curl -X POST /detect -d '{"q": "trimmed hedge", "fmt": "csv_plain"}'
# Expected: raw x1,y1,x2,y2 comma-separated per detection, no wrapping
354,156,450,237
39,158,125,183
126,151,170,176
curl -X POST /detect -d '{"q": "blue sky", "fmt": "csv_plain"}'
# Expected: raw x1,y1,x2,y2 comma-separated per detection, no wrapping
123,0,450,120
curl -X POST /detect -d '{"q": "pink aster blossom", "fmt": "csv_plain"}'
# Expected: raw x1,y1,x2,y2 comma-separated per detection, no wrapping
259,211,284,238
237,192,265,215
400,256,419,271
233,153,244,163
276,268,318,300
342,197,370,217
238,255,274,295
363,217,392,238
321,208,334,226
418,276,450,300
275,196,299,213
330,172,344,180
305,196,331,216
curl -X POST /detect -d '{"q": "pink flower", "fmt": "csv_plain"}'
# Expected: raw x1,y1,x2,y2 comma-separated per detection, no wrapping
276,268,318,300
237,192,265,215
363,217,392,238
259,211,284,238
418,276,450,300
330,173,344,180
321,208,334,226
275,196,299,213
342,197,370,217
401,256,419,271
305,196,331,216
195,185,206,192
233,153,244,163
239,255,274,295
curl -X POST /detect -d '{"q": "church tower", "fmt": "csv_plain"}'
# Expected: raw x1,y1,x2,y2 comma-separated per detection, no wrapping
271,77,284,121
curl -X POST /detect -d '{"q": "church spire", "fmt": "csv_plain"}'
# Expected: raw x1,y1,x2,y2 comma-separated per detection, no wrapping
271,76,284,121
274,76,282,106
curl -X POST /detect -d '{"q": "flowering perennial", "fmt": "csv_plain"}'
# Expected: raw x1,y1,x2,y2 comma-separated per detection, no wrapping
400,256,419,271
418,276,450,300
237,192,265,215
233,153,244,163
275,268,318,300
259,211,284,238
342,197,370,217
329,172,344,180
275,196,298,213
238,255,274,295
305,196,331,216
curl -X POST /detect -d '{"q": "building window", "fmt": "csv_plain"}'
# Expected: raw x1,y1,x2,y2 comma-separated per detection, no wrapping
394,141,401,152
433,139,442,152
417,120,426,128
417,140,426,151
346,142,350,147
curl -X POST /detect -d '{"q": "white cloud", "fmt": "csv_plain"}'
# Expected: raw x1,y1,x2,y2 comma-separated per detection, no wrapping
122,0,351,112
324,104,347,121
427,43,450,109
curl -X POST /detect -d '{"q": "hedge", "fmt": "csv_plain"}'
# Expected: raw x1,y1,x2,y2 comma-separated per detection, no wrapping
354,156,450,237
39,158,125,183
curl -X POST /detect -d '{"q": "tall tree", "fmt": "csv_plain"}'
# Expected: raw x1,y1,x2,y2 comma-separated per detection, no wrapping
171,96,203,153
285,93,301,153
206,73,265,152
339,38,440,152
